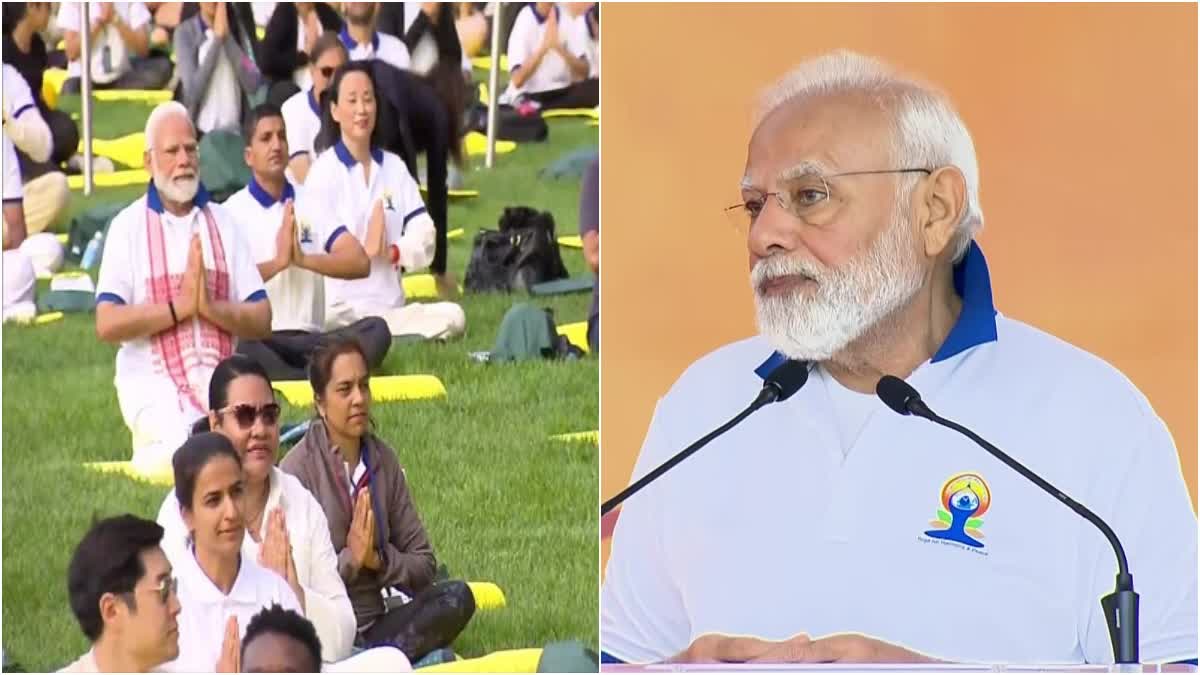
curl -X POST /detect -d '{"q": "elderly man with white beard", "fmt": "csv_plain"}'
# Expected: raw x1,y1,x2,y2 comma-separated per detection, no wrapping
600,51,1198,667
95,101,272,475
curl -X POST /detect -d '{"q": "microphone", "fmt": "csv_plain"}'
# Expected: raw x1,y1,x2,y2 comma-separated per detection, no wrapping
876,375,1139,664
600,359,811,517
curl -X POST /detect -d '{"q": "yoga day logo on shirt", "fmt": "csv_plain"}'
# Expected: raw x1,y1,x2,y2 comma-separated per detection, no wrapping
299,219,313,244
920,472,990,552
383,191,396,211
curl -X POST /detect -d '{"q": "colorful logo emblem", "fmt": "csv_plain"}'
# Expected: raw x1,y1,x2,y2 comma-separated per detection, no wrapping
925,472,990,549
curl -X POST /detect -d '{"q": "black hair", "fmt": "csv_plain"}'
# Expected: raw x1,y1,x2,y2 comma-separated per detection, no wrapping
418,2,468,165
2,3,28,34
242,102,284,145
173,432,242,508
314,61,383,155
67,515,165,642
241,604,323,672
191,354,273,434
307,337,369,403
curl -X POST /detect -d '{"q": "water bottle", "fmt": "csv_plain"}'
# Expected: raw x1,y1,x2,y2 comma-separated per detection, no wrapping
81,230,103,270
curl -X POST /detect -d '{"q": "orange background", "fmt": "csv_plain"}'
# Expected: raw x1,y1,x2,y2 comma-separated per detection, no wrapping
600,3,1198,569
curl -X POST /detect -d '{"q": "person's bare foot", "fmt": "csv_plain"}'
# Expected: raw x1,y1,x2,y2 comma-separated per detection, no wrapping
434,272,461,299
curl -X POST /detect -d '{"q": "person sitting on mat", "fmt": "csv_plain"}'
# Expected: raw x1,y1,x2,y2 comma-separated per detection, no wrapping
159,432,303,672
307,62,465,340
3,3,83,177
2,64,69,238
280,338,476,664
156,354,358,664
282,31,347,184
94,101,271,474
339,2,410,72
259,2,343,109
174,2,263,135
500,2,598,110
224,104,391,382
56,2,173,95
61,515,183,673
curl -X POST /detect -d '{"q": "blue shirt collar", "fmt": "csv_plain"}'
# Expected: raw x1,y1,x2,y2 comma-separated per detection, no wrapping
339,26,380,52
333,139,383,168
146,180,212,215
530,4,559,24
307,87,320,116
247,176,295,208
754,240,998,378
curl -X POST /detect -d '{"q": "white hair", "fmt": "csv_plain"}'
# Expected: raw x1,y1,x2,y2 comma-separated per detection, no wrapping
143,101,194,151
755,50,983,262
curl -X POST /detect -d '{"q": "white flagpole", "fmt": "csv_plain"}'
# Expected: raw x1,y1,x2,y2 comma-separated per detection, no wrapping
80,2,94,195
485,2,503,169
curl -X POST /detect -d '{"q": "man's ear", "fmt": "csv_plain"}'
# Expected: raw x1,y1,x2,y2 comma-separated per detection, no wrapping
917,166,967,259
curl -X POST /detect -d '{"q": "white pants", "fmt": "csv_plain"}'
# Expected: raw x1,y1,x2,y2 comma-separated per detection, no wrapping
327,301,466,340
22,171,69,235
125,397,203,474
2,249,36,322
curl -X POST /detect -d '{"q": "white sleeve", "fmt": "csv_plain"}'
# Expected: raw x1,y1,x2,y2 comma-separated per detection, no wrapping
600,396,694,664
2,67,52,163
125,2,152,30
506,9,533,73
1076,401,1199,664
387,164,434,271
284,100,313,159
300,494,358,662
3,135,23,202
56,2,82,32
299,192,347,255
95,209,135,304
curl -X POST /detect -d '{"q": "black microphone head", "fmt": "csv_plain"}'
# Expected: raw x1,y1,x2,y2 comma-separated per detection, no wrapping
764,359,810,402
876,375,922,416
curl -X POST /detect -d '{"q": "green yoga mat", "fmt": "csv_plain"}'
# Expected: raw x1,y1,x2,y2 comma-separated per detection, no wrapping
530,277,594,296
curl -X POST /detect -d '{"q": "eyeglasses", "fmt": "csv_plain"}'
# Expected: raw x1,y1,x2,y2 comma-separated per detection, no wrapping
319,66,336,78
218,403,282,429
724,168,932,234
124,576,178,606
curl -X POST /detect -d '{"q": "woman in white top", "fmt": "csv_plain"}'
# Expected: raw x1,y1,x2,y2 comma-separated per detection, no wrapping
156,354,357,664
306,62,465,340
158,432,302,672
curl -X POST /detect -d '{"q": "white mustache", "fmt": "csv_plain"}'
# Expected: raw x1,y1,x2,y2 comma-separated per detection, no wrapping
750,254,825,292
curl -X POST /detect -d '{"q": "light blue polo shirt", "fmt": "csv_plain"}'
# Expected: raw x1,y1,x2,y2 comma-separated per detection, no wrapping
601,242,1198,665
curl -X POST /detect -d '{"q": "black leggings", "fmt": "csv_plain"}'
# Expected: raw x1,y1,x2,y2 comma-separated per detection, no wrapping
527,79,599,110
60,55,173,94
359,580,476,663
236,317,392,382
17,109,79,178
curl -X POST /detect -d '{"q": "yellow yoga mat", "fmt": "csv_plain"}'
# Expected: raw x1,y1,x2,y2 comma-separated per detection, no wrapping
273,375,447,407
44,68,68,94
402,274,462,300
418,648,542,673
557,235,583,249
84,460,174,486
470,54,509,71
464,131,516,157
467,581,506,611
69,169,150,190
556,321,589,353
79,132,146,169
550,430,599,445
586,119,599,127
419,185,479,200
541,108,599,120
92,89,172,103
478,82,490,106
55,233,69,244
448,228,464,241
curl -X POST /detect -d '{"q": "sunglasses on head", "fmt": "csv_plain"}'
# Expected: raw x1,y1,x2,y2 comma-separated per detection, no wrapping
219,403,281,429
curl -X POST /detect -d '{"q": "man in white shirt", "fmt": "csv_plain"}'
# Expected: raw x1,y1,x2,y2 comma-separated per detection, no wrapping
95,101,271,474
224,104,391,382
56,2,172,94
339,2,411,72
61,515,181,673
600,51,1198,666
501,2,597,109
282,32,348,184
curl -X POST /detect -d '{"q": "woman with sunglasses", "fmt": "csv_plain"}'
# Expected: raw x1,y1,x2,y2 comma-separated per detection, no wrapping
160,432,301,672
156,355,358,665
281,338,475,663
282,32,348,184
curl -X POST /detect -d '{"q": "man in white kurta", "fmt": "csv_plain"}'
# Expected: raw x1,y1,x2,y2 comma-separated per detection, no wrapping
95,103,271,473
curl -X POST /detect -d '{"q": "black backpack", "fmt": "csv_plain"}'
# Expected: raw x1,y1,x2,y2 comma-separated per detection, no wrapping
464,206,570,293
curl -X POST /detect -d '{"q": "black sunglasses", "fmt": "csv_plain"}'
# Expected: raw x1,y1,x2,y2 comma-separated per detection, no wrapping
218,403,281,430
319,66,336,78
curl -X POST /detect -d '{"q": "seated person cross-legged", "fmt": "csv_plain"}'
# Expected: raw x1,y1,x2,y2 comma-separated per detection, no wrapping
60,515,182,674
306,63,464,341
500,2,598,110
56,1,172,94
280,339,475,664
94,101,271,474
224,104,391,382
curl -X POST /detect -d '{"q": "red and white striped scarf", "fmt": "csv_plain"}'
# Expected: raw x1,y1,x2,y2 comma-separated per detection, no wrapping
145,204,234,414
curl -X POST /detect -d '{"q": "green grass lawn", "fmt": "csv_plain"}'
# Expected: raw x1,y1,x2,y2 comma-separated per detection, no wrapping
2,87,598,671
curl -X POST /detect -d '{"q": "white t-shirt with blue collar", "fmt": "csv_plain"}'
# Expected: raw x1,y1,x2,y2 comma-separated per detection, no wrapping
303,140,435,317
600,242,1198,665
281,87,323,169
223,178,349,333
338,26,410,72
